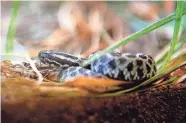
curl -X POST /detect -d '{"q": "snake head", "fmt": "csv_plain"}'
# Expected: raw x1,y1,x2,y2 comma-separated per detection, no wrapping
38,50,88,67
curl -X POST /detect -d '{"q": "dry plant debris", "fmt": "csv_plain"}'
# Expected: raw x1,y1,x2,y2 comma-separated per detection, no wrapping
25,1,170,57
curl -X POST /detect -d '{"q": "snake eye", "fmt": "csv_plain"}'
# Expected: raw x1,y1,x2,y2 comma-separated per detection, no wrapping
38,50,51,59
38,51,45,58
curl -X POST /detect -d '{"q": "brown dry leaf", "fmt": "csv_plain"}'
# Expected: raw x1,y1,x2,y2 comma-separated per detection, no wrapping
1,60,39,81
170,66,186,77
39,84,88,97
157,63,186,84
129,2,159,21
167,53,186,70
28,29,74,57
170,65,186,83
163,1,175,15
62,77,132,93
41,29,74,47
155,62,186,85
1,61,20,79
25,1,126,56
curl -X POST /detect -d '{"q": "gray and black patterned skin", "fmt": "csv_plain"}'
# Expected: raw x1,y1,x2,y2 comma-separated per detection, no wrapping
90,52,156,82
57,67,107,82
38,50,157,82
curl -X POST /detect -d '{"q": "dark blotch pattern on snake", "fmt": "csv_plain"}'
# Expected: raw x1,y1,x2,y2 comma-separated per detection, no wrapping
38,50,157,82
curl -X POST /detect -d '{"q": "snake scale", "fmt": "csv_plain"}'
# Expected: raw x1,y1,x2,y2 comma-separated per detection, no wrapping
38,50,157,82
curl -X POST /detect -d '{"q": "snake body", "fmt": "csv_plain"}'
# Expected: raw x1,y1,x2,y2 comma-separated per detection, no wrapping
38,50,157,82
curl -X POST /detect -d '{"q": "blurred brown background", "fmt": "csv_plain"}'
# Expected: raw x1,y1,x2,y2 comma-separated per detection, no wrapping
2,1,184,57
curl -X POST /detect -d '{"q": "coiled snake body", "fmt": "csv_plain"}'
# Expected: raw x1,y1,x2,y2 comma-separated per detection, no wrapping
38,50,157,82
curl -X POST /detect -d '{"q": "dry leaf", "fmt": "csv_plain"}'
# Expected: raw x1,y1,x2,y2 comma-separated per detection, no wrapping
24,1,126,55
167,53,186,70
163,1,175,15
129,2,159,21
171,67,186,78
62,77,132,93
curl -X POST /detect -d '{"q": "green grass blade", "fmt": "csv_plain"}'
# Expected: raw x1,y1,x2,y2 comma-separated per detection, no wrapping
5,1,20,54
161,1,184,71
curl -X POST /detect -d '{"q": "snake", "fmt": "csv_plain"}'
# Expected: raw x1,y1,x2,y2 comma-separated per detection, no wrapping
38,50,157,82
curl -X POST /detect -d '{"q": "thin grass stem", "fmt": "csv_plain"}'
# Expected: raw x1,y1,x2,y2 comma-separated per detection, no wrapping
161,1,184,71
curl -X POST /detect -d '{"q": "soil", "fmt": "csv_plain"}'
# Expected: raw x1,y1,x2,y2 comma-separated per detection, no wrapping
2,84,186,123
